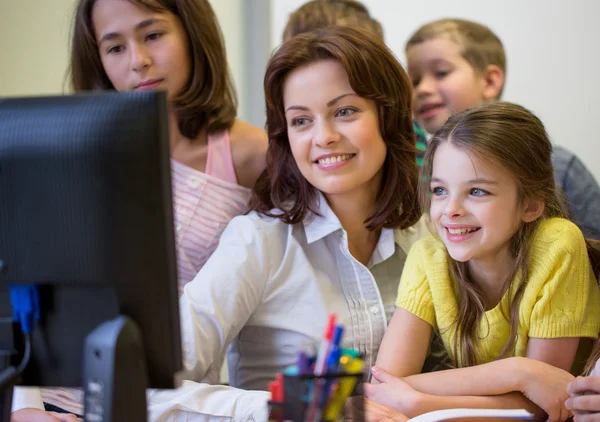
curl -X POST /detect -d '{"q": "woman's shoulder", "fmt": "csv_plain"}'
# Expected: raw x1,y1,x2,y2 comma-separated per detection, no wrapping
222,210,295,244
218,211,310,271
228,119,268,188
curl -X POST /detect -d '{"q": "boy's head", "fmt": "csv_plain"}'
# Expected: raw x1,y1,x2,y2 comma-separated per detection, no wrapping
406,18,505,134
282,0,383,42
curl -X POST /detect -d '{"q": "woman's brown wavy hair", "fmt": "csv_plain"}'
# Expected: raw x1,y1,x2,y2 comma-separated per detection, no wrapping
420,101,600,368
68,0,237,139
250,25,421,231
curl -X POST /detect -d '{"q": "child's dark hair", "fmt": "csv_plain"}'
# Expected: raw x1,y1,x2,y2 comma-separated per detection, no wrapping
69,0,237,139
420,101,600,367
283,0,383,42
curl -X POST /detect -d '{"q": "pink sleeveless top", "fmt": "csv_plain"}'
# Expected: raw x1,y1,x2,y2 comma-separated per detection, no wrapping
40,130,252,415
171,130,252,294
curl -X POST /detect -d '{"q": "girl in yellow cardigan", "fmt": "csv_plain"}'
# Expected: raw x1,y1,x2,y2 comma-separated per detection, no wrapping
358,102,600,421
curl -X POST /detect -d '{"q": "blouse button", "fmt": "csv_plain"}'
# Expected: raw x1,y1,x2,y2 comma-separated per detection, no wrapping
190,178,201,189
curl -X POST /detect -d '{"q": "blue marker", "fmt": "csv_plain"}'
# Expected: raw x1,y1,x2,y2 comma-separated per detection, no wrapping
326,326,344,372
316,325,345,418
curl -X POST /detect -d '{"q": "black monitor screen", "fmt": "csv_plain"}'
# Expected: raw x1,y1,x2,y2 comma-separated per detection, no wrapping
0,91,181,389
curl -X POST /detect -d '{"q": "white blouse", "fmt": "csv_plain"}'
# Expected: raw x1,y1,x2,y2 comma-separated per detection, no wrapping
149,196,429,421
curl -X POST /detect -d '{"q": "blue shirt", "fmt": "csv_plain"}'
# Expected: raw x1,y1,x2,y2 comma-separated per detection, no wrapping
552,146,600,239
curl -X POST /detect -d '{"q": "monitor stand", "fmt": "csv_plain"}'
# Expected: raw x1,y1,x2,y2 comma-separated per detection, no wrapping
83,315,148,422
0,315,148,422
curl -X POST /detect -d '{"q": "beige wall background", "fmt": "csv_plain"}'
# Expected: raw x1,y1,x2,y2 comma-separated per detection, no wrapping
0,0,246,110
0,1,75,96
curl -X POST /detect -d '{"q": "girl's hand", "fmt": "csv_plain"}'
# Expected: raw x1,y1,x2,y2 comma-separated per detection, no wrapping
517,357,574,422
566,376,600,421
344,396,409,422
362,366,424,416
11,409,82,422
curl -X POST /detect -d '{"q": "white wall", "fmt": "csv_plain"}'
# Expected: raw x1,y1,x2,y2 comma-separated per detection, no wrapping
271,0,600,182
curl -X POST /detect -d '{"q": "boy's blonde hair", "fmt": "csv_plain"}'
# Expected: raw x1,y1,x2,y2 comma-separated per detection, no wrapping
406,18,506,97
283,0,383,42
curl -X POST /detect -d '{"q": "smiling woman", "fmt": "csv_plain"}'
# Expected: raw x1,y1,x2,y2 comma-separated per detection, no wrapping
140,25,429,420
282,59,387,220
253,27,420,233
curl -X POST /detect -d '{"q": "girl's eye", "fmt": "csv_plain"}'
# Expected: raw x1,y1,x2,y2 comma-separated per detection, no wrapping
432,187,446,196
147,32,163,41
107,45,124,54
470,188,489,197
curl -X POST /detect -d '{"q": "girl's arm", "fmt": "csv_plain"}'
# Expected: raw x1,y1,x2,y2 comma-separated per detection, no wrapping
377,339,578,420
365,365,549,420
229,120,268,188
526,337,580,372
371,341,575,420
403,356,574,404
374,308,432,378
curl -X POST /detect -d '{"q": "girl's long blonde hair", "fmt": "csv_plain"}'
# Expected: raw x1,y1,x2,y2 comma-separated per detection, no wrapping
420,102,600,367
585,341,600,375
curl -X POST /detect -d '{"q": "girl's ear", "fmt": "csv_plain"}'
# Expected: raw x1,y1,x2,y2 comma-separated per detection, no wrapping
522,196,545,223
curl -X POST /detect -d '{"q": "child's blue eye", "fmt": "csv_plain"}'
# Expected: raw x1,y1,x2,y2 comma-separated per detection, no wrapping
470,188,488,197
431,187,447,196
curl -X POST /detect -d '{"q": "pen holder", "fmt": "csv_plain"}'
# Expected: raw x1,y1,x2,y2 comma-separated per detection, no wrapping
269,372,365,422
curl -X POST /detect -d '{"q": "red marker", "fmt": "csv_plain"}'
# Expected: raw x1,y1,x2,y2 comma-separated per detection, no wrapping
314,313,337,376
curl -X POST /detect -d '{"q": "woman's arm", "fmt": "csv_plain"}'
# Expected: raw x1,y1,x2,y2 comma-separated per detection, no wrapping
149,216,274,421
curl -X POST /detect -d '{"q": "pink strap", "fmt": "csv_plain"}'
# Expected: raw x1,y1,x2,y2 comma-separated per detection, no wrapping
205,130,237,184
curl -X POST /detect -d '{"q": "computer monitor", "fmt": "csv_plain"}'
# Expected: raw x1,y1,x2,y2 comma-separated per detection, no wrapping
0,91,182,421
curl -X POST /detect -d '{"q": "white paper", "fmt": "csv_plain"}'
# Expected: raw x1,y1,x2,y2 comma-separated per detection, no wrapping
408,408,535,421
